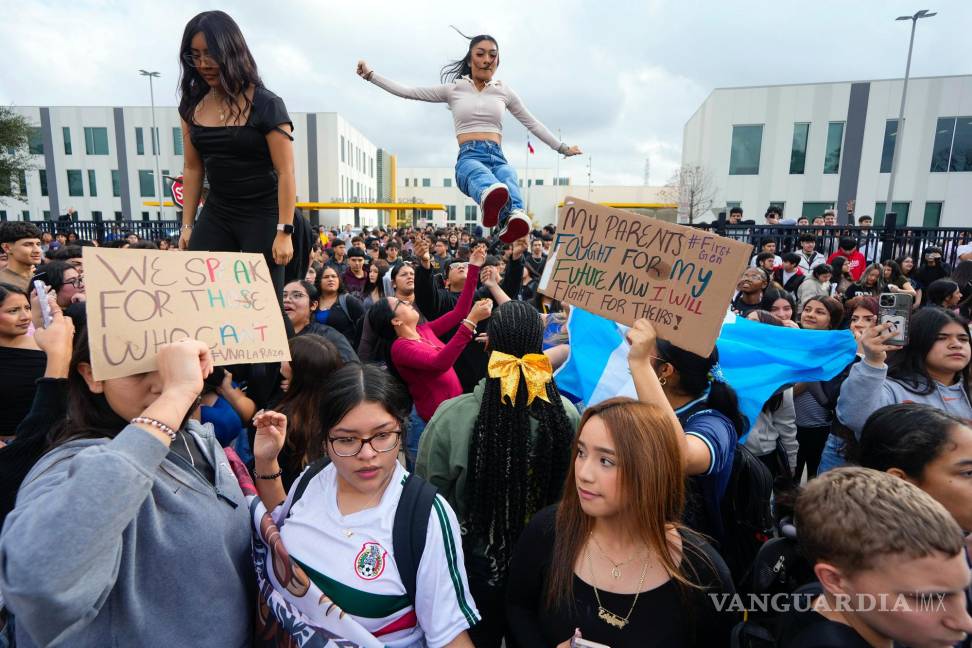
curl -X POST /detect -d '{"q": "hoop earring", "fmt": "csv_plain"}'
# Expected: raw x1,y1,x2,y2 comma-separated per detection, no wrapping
658,376,667,387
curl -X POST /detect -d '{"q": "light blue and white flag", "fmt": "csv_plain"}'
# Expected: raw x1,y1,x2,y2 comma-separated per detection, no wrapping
554,308,858,438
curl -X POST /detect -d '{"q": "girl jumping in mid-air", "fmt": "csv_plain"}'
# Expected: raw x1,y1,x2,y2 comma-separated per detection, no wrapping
358,32,582,243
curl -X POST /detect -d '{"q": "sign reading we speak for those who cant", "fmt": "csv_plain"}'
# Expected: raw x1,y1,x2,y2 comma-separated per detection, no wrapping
84,247,291,381
538,197,752,357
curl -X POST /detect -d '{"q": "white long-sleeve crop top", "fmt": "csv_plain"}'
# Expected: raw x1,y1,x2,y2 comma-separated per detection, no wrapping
367,72,563,151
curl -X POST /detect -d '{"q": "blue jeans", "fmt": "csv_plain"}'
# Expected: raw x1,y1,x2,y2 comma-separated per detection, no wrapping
817,433,847,474
455,141,524,222
405,406,427,471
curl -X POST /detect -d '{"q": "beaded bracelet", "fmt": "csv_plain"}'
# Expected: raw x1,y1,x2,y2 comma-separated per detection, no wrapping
130,416,177,441
462,318,477,331
254,469,283,480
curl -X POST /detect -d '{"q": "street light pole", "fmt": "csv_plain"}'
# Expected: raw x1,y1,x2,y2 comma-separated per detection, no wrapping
884,9,936,224
139,70,163,220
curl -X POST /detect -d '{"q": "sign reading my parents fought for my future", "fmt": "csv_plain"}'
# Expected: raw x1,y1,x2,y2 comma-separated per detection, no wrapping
84,247,291,381
538,197,752,357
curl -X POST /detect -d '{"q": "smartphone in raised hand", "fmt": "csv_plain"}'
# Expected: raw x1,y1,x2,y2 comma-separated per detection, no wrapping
31,274,53,328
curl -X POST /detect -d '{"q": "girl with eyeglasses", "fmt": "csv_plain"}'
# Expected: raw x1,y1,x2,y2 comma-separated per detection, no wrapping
251,363,479,647
176,10,295,314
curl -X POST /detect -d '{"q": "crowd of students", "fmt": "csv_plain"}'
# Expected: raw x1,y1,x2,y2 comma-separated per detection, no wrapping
0,213,970,648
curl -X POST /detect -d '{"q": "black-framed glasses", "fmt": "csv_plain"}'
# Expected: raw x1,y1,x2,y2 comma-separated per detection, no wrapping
328,430,401,457
182,52,218,67
62,276,84,288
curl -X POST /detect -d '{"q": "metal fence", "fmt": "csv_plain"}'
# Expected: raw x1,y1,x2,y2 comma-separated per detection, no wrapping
695,223,972,267
33,219,972,267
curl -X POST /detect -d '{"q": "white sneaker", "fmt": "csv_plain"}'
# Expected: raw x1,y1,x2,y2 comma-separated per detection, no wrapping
480,183,509,228
498,209,531,243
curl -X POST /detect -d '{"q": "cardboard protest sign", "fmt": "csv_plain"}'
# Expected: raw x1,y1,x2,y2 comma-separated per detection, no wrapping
539,197,752,357
84,247,291,381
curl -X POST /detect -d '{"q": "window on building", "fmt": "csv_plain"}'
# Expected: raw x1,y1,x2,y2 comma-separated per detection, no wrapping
135,127,144,155
67,169,83,196
28,127,44,155
535,179,544,185
172,127,184,155
823,122,844,174
801,202,835,219
518,179,523,187
62,127,72,155
88,169,97,197
789,122,810,174
114,211,123,221
17,170,26,196
0,211,6,221
422,178,431,187
465,205,477,222
446,205,457,222
922,201,943,227
874,201,910,226
444,178,452,187
91,210,102,221
413,178,418,186
340,136,345,162
728,124,763,175
938,117,972,172
43,210,50,221
112,170,121,197
39,170,48,196
880,120,898,173
22,210,30,220
141,211,150,221
726,201,742,211
404,178,409,187
84,127,109,155
139,170,155,197
930,117,957,172
769,201,785,215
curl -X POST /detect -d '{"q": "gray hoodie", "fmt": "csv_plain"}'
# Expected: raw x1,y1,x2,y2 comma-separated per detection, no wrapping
0,422,253,647
836,360,972,437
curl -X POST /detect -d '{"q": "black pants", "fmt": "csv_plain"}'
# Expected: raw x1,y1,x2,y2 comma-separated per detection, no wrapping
188,208,293,337
468,574,507,648
795,425,830,481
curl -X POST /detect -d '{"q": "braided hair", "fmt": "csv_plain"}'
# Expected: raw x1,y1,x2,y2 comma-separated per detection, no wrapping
466,301,575,581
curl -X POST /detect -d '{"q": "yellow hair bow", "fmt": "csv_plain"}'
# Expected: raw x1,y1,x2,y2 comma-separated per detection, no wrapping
487,351,553,406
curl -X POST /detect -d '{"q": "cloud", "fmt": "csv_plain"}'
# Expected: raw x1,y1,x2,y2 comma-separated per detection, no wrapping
2,0,969,189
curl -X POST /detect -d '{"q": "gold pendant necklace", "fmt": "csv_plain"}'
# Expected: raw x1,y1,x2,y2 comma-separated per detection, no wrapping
586,549,649,630
590,532,639,579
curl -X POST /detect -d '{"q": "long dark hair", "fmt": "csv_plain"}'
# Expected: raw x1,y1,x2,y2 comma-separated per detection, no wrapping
887,307,971,398
307,363,410,462
48,328,129,448
466,301,574,579
655,339,747,437
440,32,499,83
925,279,960,308
847,403,968,479
276,335,345,475
177,11,262,125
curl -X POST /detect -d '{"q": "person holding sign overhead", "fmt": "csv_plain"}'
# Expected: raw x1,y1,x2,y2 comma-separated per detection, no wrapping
357,28,582,243
176,11,295,311
0,335,254,647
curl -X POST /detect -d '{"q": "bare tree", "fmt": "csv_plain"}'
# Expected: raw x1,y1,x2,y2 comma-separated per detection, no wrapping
665,164,717,225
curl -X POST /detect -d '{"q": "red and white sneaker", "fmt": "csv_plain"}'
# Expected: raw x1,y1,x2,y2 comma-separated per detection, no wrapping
498,209,531,243
480,183,509,228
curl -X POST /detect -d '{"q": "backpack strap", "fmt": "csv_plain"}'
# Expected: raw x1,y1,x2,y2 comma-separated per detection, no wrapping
280,457,330,519
392,473,439,606
337,293,352,322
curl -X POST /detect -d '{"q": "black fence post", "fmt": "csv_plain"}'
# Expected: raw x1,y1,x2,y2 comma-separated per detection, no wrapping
880,212,898,263
715,211,727,237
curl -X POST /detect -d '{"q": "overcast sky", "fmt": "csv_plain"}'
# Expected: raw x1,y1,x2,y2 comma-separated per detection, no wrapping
2,0,969,186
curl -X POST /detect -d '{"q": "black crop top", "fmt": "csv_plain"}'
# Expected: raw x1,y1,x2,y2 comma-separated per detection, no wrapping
189,86,293,207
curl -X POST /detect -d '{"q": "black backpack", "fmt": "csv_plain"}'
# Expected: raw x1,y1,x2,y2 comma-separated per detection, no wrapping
682,406,775,590
283,459,439,604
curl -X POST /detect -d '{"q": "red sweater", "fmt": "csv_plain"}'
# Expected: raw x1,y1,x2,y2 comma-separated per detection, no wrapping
391,264,479,421
827,249,867,281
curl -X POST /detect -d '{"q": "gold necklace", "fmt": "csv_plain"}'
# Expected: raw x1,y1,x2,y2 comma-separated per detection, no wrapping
590,531,640,579
337,474,391,538
586,549,648,630
195,90,227,124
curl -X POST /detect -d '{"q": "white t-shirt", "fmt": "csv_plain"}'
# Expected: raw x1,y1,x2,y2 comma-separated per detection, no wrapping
958,242,972,260
279,462,479,648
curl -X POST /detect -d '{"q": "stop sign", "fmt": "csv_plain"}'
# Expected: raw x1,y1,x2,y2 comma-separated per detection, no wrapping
170,176,185,208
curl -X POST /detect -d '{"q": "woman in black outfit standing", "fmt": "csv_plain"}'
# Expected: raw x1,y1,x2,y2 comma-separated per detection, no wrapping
176,11,295,303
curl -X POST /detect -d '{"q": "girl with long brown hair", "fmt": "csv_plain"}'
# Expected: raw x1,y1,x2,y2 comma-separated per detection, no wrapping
505,398,735,647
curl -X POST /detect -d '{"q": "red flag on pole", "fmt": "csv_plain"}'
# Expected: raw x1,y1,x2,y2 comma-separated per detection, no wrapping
527,139,535,155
